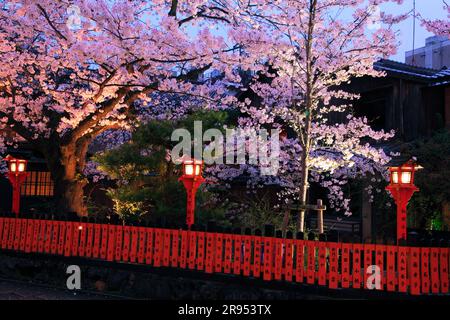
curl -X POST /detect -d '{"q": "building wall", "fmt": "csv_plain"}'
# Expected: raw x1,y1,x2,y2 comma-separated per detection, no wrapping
405,36,450,70
350,76,446,141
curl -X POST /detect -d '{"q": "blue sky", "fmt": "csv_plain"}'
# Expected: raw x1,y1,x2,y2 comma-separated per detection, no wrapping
383,0,448,62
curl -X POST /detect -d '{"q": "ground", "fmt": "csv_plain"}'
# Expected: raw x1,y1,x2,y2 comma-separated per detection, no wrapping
0,278,113,300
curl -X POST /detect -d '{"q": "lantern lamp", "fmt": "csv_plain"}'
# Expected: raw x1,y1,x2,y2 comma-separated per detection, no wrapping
179,158,205,230
4,155,29,217
386,159,422,244
6,157,28,174
182,159,203,177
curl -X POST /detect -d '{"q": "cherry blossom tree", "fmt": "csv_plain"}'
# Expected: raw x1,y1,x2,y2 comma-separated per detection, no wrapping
231,0,405,232
0,0,243,216
421,1,449,38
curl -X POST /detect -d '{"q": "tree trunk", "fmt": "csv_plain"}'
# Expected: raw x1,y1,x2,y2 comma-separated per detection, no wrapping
45,141,89,217
295,0,316,233
55,178,88,217
297,153,309,232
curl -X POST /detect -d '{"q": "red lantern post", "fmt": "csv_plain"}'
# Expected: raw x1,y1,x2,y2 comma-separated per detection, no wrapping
386,159,422,245
179,159,205,230
5,155,29,217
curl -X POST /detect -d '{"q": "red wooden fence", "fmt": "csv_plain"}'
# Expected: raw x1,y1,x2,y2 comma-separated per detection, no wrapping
0,216,448,296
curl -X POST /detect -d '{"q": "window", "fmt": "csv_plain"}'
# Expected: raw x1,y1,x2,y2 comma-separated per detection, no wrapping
21,171,54,196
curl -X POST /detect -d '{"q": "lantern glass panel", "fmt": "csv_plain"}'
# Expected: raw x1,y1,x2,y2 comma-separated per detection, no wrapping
401,171,411,184
10,162,17,173
391,171,398,184
185,164,194,176
195,164,201,176
18,162,25,172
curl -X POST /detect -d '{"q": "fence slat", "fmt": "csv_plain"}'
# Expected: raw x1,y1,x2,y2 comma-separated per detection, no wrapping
137,227,146,264
295,240,305,283
7,218,15,250
430,248,440,294
153,228,164,267
64,222,73,257
375,245,386,291
106,224,116,262
274,238,283,280
20,219,28,252
421,248,430,294
243,236,252,277
162,229,171,267
122,226,131,262
153,228,163,267
71,222,81,256
352,244,363,289
130,227,139,263
306,241,316,285
13,218,22,250
284,239,293,282
205,232,215,274
317,242,327,286
98,224,108,260
196,231,205,271
188,231,198,270
42,220,52,254
253,236,262,278
92,223,101,258
84,223,94,258
7,218,16,250
85,223,94,258
134,227,145,264
144,228,154,265
439,248,449,293
170,229,180,268
398,246,408,293
328,243,339,289
57,221,66,255
50,220,58,255
118,226,129,262
409,247,421,295
37,220,47,253
78,223,86,257
114,225,123,261
363,244,375,288
214,233,224,273
179,230,188,269
223,234,233,274
386,246,397,292
1,218,9,250
196,232,206,270
263,236,274,281
341,243,351,288
214,233,223,272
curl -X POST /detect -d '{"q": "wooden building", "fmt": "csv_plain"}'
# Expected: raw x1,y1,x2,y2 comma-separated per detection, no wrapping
350,59,450,242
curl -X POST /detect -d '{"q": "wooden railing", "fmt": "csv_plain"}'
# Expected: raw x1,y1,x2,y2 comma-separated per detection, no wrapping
0,216,449,296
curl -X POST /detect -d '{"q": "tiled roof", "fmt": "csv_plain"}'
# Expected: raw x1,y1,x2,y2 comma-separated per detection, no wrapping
374,59,450,86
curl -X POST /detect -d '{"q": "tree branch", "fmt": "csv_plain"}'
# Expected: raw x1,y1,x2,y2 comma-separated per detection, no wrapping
36,4,68,41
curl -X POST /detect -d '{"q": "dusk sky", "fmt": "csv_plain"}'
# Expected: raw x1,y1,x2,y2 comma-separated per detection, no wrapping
384,0,448,62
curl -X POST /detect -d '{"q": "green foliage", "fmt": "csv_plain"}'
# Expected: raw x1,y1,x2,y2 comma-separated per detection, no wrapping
94,110,231,225
404,129,450,230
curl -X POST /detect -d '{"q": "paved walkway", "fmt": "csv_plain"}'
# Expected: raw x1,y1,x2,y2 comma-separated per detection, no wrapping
0,279,112,300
